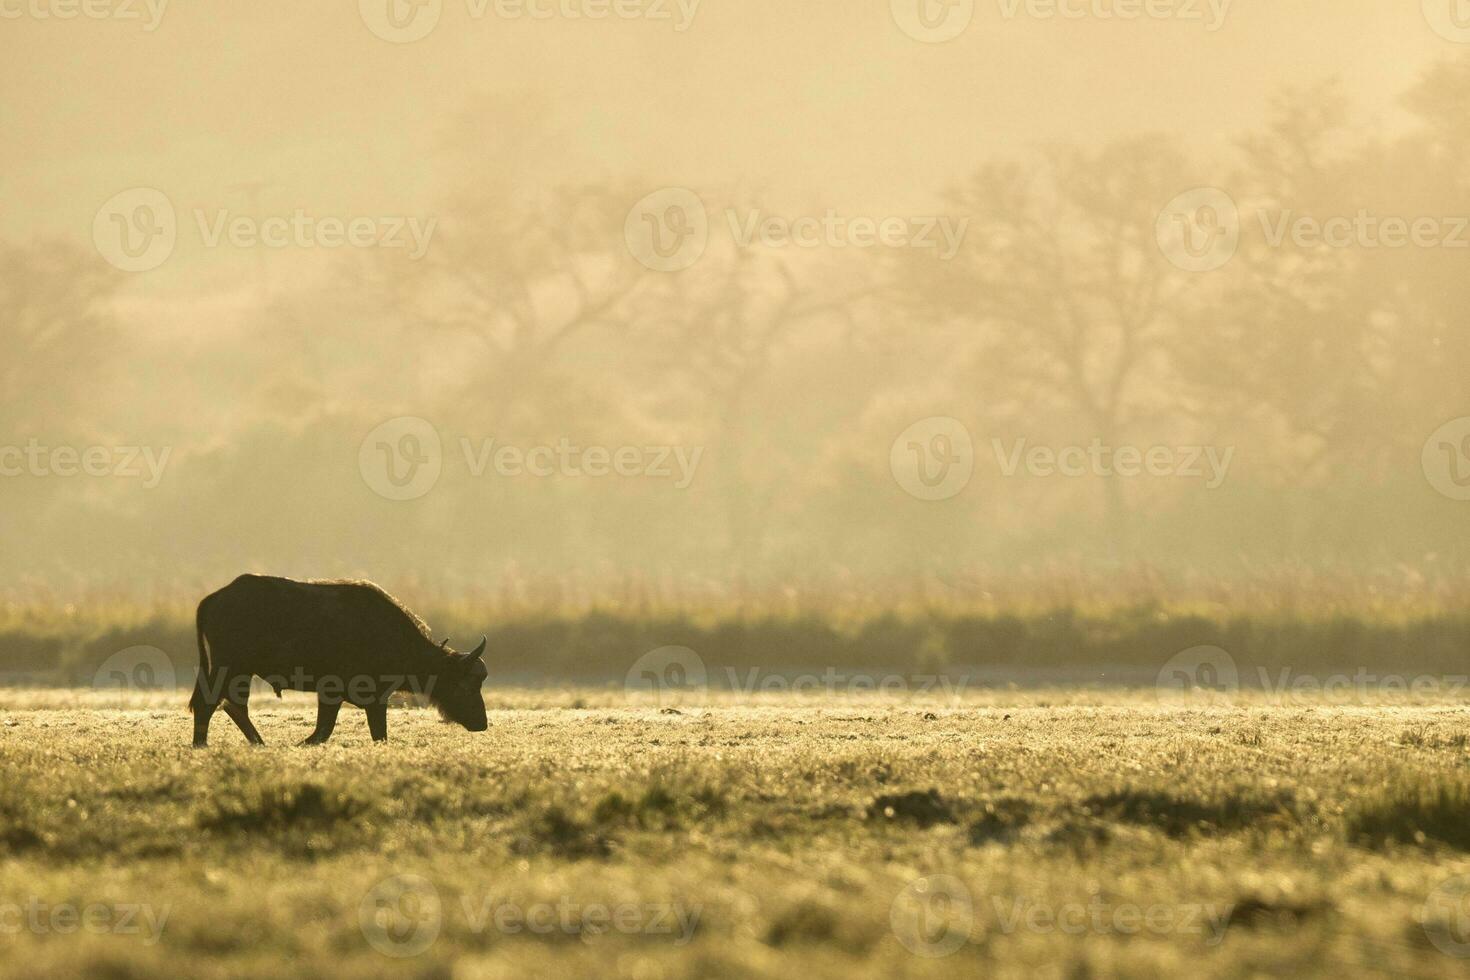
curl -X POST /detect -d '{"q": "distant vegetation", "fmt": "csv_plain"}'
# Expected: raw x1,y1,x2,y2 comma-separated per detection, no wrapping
4,569,1468,686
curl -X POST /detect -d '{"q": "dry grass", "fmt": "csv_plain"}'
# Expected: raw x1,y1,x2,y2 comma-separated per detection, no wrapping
1,690,1469,977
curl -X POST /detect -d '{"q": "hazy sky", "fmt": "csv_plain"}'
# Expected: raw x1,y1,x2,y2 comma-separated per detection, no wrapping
0,0,1457,307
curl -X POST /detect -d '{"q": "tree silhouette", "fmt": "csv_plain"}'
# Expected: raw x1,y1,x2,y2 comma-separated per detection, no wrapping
888,137,1198,549
0,240,120,433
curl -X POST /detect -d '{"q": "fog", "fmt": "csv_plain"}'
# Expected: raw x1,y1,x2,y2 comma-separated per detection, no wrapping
2,0,1468,595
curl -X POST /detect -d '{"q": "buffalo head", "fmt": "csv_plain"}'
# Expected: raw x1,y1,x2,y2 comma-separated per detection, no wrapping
432,636,489,732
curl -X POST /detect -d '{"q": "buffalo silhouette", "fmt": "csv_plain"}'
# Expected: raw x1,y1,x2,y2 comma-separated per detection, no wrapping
189,575,488,746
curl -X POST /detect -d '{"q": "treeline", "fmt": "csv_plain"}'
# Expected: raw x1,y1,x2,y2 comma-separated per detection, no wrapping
3,62,1469,587
8,601,1470,688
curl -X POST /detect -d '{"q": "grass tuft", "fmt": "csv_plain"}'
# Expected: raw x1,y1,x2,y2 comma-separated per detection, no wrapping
1081,787,1299,838
198,782,369,834
1347,780,1470,850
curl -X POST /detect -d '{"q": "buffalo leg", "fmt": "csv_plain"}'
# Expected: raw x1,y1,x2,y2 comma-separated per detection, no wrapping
222,697,265,745
365,702,388,742
191,701,217,748
190,671,219,748
302,697,341,746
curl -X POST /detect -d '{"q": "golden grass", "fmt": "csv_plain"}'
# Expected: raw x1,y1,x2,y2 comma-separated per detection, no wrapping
2,691,1469,978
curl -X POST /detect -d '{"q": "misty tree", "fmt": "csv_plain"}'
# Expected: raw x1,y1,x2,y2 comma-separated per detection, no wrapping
1172,82,1426,487
381,182,654,432
642,238,873,573
1385,58,1470,431
0,240,120,433
888,137,1199,549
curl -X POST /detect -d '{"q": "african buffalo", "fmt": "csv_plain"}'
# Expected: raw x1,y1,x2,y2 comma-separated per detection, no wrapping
189,575,488,747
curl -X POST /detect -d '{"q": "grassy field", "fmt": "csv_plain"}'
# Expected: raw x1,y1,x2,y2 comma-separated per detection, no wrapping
3,688,1470,978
